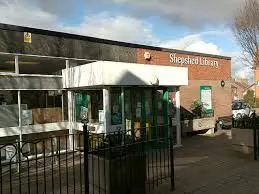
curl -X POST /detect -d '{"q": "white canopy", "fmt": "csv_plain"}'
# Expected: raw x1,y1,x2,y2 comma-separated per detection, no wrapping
62,61,188,88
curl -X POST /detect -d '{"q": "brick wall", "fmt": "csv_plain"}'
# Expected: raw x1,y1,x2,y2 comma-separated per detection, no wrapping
180,80,232,118
137,49,231,80
137,48,232,118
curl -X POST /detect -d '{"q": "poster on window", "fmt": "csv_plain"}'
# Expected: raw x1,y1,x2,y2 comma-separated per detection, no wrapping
99,110,104,125
22,109,32,125
111,91,122,125
80,106,88,120
200,86,212,112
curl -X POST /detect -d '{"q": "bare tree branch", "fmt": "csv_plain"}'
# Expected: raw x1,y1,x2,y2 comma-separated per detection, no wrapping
233,0,259,70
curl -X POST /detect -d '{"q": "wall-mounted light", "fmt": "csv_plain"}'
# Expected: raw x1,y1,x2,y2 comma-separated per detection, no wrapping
144,51,151,61
221,80,225,87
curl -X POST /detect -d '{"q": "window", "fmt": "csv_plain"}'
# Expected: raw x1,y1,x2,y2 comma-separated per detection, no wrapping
124,88,132,130
88,91,103,123
0,54,15,73
0,91,18,128
232,102,242,110
21,90,67,125
157,90,164,124
110,88,122,125
75,90,103,124
18,56,66,75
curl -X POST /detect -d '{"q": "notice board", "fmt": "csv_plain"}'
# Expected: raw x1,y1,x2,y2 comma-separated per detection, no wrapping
200,86,212,113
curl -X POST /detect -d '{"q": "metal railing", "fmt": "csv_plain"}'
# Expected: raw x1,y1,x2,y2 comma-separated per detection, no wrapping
232,116,259,160
0,124,175,194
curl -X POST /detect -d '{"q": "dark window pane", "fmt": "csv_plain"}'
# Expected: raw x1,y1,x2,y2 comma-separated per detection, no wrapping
0,54,15,73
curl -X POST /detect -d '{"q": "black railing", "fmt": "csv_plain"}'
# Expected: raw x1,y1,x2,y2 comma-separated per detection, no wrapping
0,124,174,194
233,116,259,161
86,124,174,194
232,116,259,129
0,133,85,194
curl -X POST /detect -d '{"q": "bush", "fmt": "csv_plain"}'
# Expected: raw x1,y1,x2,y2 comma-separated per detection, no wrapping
190,100,205,118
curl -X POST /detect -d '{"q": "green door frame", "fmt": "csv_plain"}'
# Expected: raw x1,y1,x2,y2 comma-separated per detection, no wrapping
123,87,169,140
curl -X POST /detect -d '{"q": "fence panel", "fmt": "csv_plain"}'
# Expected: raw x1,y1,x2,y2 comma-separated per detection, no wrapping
233,116,259,161
0,124,174,194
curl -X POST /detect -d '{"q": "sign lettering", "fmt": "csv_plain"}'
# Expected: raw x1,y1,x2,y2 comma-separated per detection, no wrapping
169,53,219,68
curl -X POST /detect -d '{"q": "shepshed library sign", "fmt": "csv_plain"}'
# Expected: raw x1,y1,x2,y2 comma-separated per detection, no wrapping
169,53,219,68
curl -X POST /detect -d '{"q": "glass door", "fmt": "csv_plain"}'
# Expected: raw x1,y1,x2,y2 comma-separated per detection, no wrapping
124,87,169,140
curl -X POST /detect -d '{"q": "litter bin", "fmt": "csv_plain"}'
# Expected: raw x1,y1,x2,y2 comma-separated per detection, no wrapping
88,137,146,194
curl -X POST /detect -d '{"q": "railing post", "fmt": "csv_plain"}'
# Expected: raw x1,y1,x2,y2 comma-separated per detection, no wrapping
16,139,22,193
253,128,258,160
170,138,175,191
83,122,89,194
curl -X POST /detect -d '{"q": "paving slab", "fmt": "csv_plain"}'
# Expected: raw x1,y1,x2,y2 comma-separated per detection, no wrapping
152,130,259,194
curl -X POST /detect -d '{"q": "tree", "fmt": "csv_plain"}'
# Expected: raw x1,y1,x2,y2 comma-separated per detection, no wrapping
233,0,259,69
244,90,255,108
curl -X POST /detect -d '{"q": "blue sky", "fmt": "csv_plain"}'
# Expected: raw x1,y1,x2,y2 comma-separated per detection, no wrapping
0,0,252,81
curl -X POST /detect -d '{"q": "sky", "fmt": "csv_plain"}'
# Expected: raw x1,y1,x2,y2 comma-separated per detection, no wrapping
0,0,253,82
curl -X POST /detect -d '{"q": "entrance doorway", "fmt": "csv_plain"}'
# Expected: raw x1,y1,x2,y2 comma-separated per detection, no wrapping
68,86,179,145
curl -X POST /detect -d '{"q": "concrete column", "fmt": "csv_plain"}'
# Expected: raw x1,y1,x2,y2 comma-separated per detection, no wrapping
18,90,22,142
16,56,22,143
175,87,181,146
103,88,110,134
68,91,73,149
65,59,74,149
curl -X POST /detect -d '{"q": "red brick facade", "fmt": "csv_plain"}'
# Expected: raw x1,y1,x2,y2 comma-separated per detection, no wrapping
137,48,232,118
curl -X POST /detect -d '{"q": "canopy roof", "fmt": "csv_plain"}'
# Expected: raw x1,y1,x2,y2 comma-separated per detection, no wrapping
62,61,188,88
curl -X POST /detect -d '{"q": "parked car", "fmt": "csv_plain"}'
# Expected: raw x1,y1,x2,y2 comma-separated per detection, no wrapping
232,100,255,119
217,116,232,130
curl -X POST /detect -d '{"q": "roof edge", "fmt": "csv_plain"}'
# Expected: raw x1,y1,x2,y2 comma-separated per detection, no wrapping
0,23,231,60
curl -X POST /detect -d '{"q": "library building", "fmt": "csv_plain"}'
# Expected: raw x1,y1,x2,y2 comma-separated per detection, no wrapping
0,23,232,158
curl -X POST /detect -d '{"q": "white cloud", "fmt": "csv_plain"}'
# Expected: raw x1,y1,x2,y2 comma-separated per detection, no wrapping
186,41,220,55
91,0,245,27
0,0,58,29
62,12,157,44
0,0,252,81
0,1,157,44
159,33,222,55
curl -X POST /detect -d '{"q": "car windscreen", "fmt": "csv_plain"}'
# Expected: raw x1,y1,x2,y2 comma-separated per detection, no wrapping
232,102,243,110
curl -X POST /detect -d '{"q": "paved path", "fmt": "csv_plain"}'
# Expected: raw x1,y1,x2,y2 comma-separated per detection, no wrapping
153,130,259,194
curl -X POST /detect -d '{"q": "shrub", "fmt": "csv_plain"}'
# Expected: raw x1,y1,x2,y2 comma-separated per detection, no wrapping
190,100,205,118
